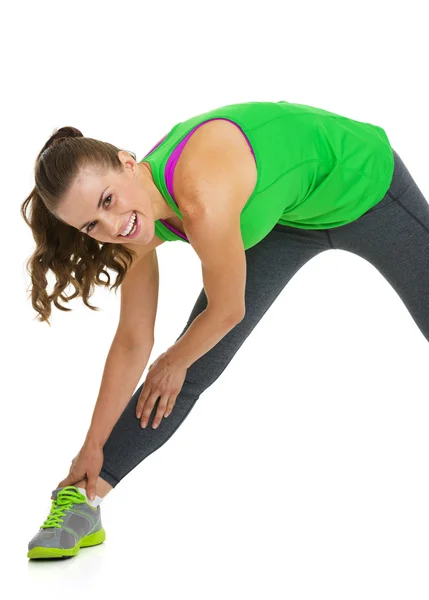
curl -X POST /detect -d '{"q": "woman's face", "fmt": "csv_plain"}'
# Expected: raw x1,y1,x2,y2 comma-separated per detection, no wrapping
55,152,155,245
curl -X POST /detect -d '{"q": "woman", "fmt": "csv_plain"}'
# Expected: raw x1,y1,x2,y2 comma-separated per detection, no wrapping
24,100,429,559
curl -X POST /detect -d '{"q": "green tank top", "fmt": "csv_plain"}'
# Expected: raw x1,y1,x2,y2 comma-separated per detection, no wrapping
140,100,394,250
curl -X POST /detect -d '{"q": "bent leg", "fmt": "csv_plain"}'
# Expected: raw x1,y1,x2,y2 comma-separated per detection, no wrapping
99,225,333,488
329,148,429,341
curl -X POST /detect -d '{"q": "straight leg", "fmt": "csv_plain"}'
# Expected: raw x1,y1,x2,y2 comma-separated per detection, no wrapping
328,148,429,342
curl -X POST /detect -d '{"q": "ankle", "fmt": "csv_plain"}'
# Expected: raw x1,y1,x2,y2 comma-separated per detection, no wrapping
72,477,113,499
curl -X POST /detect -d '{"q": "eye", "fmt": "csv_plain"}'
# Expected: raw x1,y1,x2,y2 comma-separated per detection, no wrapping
86,195,112,233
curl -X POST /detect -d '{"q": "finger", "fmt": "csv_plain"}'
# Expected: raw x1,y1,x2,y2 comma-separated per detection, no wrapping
86,474,98,501
56,474,73,489
164,395,177,418
58,464,85,488
137,387,153,422
152,394,170,429
140,390,160,427
136,382,151,418
140,390,161,428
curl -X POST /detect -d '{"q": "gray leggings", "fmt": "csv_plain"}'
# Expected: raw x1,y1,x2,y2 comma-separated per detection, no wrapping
99,148,429,488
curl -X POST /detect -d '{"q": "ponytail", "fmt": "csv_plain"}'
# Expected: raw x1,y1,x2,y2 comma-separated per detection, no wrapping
21,126,137,325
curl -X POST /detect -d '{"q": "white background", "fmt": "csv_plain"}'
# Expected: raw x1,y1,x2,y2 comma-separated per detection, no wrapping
2,0,429,597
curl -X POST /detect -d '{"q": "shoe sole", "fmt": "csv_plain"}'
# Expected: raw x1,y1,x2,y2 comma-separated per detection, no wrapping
27,527,106,559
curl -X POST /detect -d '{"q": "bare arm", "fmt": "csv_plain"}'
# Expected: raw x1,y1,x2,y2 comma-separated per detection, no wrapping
84,245,160,447
84,338,153,448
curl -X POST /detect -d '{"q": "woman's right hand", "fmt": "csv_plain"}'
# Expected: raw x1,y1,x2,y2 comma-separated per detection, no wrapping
53,440,104,501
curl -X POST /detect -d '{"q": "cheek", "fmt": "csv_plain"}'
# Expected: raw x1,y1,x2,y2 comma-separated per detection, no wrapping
93,231,110,243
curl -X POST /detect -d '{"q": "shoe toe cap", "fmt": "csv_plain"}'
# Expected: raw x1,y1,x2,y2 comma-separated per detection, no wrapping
28,528,76,551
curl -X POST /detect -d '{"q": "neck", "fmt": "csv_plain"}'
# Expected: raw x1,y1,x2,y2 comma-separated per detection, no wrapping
139,161,176,221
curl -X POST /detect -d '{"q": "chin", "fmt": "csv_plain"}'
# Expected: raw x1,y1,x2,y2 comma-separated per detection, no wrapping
139,220,155,245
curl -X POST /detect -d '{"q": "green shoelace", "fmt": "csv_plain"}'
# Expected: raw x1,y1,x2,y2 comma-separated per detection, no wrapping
41,486,86,529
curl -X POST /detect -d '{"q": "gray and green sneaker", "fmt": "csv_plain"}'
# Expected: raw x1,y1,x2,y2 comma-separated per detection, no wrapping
27,486,106,559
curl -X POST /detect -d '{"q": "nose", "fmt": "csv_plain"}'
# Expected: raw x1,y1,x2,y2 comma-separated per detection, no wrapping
105,217,123,238
111,221,121,237
94,214,124,239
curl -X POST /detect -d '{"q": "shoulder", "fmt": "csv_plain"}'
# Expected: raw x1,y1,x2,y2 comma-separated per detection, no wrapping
180,118,248,152
173,119,257,216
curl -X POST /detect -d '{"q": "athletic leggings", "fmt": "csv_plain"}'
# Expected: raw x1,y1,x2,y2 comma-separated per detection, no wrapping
99,148,429,488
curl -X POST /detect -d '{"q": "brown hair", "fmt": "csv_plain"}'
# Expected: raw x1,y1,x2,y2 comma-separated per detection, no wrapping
21,126,138,326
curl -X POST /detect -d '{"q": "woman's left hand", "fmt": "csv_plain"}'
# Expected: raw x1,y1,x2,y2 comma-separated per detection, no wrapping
136,350,188,429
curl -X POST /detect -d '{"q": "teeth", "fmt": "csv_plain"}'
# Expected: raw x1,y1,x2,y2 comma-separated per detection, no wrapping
120,212,136,236
127,220,137,236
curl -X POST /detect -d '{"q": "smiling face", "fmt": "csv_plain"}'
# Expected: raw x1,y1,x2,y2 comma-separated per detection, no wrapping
55,151,156,245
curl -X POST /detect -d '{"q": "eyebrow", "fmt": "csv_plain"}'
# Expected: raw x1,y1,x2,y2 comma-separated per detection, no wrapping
79,187,109,231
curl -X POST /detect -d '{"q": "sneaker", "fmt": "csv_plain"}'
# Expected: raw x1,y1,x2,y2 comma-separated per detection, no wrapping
27,486,106,559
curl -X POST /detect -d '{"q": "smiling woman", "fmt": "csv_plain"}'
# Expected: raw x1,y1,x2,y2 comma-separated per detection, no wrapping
26,100,429,561
20,127,140,326
20,126,175,326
